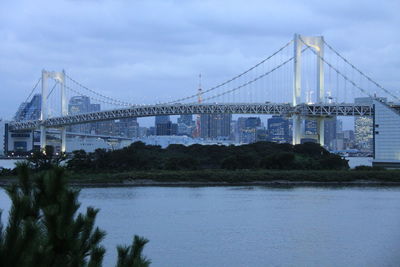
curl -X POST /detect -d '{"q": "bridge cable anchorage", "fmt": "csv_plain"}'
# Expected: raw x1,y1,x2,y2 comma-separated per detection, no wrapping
64,74,134,107
62,82,131,107
323,40,400,102
23,77,42,103
164,39,294,104
201,46,309,102
298,36,374,99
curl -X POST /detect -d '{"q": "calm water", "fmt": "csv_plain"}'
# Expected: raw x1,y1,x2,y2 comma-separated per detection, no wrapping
1,186,400,266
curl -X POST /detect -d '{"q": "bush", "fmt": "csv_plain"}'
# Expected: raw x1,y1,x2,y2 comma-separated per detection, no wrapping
354,165,385,171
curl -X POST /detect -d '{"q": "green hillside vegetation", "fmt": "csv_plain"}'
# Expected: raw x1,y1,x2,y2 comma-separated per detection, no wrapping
67,141,349,171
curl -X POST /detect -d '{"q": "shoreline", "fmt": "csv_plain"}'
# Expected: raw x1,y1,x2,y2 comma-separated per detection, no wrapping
1,169,400,188
70,180,400,188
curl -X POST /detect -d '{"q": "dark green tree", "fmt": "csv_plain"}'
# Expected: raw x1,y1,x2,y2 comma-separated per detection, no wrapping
28,145,66,171
0,162,150,267
116,236,151,267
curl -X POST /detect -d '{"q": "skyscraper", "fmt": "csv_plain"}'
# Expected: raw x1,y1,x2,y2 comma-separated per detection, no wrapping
177,114,194,136
268,116,291,143
324,118,337,150
14,94,41,121
354,97,374,152
68,96,92,133
115,118,139,138
238,117,262,144
177,115,193,126
200,114,231,139
155,116,177,136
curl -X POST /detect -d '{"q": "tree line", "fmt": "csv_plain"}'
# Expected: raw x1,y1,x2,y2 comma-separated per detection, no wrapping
66,141,349,172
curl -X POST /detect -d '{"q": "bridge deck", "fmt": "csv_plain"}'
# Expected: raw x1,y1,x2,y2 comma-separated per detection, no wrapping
9,103,373,131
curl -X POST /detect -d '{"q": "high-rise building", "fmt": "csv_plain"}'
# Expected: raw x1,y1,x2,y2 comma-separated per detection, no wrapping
69,96,91,114
177,115,193,126
115,118,139,138
324,118,337,150
268,116,291,143
177,115,194,136
256,128,268,142
155,116,177,136
200,114,231,139
245,117,261,128
238,117,263,144
304,119,317,135
354,97,375,152
155,115,170,124
68,96,92,133
14,94,41,121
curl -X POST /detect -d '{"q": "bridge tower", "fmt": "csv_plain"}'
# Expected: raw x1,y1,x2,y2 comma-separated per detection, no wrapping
292,34,325,146
40,70,67,153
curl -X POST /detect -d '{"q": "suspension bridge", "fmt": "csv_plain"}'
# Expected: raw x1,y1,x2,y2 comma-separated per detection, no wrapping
6,34,400,166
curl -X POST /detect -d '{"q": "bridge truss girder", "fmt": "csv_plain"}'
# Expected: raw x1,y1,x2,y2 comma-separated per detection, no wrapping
9,103,373,131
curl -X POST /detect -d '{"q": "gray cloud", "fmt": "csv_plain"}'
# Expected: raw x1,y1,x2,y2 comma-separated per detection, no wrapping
0,0,399,124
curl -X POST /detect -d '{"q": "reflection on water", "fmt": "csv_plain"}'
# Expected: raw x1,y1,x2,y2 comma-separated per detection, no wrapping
2,186,400,267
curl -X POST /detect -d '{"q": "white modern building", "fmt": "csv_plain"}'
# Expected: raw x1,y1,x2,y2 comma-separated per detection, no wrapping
373,100,400,168
0,120,5,156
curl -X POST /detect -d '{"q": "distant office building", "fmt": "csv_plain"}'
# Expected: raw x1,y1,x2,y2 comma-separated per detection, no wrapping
237,117,263,144
68,96,96,134
14,94,41,121
115,118,139,138
268,116,291,143
138,127,150,138
324,118,337,149
354,97,374,152
343,130,355,149
178,115,193,126
177,114,194,136
96,120,117,136
69,96,91,114
255,127,268,142
236,117,247,143
200,114,231,139
149,127,156,136
155,116,177,136
304,119,317,135
155,115,170,125
245,117,261,128
0,120,5,155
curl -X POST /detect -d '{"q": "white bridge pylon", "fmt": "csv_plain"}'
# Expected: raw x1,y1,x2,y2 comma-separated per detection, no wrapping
41,69,67,153
293,34,325,146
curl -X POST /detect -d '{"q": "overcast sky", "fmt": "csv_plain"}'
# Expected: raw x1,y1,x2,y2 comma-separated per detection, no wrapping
1,0,399,125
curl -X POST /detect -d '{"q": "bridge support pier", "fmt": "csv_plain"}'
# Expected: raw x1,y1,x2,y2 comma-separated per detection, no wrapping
317,118,325,147
60,70,67,153
61,127,66,153
40,70,48,152
40,125,46,152
292,115,302,145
